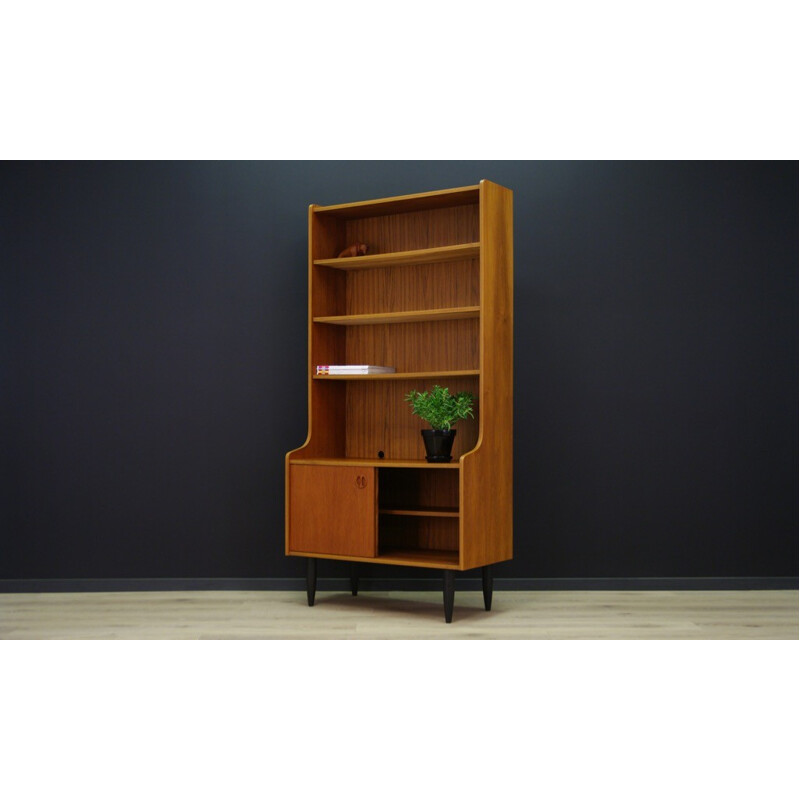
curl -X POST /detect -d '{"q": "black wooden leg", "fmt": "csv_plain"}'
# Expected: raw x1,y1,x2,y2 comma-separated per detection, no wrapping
443,569,455,623
482,565,493,611
350,562,359,596
306,557,317,607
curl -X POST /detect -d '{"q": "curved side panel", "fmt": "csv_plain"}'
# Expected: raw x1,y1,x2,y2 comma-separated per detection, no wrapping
460,180,513,570
286,206,347,554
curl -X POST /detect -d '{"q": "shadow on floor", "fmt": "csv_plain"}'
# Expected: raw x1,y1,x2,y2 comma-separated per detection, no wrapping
309,591,491,623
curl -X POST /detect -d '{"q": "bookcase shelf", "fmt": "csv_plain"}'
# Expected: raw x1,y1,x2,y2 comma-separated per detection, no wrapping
376,548,460,568
314,242,480,271
380,507,459,518
286,547,461,569
313,369,480,381
313,306,480,326
313,185,480,219
290,457,460,469
286,181,513,623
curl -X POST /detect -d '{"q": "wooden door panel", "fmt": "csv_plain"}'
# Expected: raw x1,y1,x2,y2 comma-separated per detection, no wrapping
289,465,377,557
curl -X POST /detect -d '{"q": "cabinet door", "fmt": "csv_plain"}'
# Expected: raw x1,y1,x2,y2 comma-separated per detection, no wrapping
289,465,377,557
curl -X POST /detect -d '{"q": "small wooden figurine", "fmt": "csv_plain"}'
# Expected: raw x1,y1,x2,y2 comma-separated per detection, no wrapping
338,243,368,258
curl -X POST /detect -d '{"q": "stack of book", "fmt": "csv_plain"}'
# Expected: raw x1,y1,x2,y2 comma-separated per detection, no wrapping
316,365,396,375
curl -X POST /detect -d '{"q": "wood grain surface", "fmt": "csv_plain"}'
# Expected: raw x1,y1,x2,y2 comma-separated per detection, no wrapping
289,465,377,557
461,179,514,569
314,185,480,219
314,242,480,270
2,591,796,639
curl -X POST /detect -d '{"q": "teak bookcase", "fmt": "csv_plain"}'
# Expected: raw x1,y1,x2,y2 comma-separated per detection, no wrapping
285,181,513,622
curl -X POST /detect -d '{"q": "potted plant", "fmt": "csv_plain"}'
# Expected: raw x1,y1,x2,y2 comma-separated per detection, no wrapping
404,385,475,462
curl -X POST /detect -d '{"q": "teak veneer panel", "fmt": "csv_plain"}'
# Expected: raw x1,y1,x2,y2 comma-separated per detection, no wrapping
289,465,377,558
346,258,479,316
286,207,347,463
284,210,347,549
345,319,479,374
460,180,514,569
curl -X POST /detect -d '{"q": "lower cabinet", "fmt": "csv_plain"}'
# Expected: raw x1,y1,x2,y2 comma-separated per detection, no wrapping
286,462,487,622
288,465,377,557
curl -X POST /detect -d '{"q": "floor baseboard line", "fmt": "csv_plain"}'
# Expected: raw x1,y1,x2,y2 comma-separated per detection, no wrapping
0,576,796,593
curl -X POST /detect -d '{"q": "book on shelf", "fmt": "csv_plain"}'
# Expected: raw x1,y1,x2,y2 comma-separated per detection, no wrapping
316,365,397,375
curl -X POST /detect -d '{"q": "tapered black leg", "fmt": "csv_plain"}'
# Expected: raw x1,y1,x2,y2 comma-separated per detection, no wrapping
482,565,493,611
443,569,455,623
306,557,317,607
350,562,359,596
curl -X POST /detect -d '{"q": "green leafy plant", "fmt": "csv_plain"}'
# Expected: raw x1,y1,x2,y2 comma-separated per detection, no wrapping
404,385,475,431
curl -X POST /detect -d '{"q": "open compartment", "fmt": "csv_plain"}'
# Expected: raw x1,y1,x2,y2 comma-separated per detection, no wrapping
377,467,460,566
377,515,459,567
315,200,480,256
345,375,478,461
311,202,480,319
344,318,478,374
379,467,459,514
344,255,478,317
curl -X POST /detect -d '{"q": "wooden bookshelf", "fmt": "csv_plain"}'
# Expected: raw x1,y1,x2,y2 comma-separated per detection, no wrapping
285,181,513,622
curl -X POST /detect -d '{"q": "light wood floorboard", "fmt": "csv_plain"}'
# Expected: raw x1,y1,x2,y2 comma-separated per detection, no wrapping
0,590,796,639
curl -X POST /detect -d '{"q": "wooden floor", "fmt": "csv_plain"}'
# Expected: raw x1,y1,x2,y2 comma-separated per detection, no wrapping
0,589,796,639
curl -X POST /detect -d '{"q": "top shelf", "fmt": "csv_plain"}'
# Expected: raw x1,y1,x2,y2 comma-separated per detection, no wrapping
312,185,480,219
314,243,480,271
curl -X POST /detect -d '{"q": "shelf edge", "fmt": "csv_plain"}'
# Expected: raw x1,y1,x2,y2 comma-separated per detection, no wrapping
313,370,479,381
313,306,480,326
314,243,480,270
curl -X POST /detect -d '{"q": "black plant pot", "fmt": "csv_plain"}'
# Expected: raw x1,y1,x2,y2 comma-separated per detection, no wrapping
421,429,456,463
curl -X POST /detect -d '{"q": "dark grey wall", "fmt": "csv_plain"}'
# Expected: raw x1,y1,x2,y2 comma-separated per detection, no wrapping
1,161,797,585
